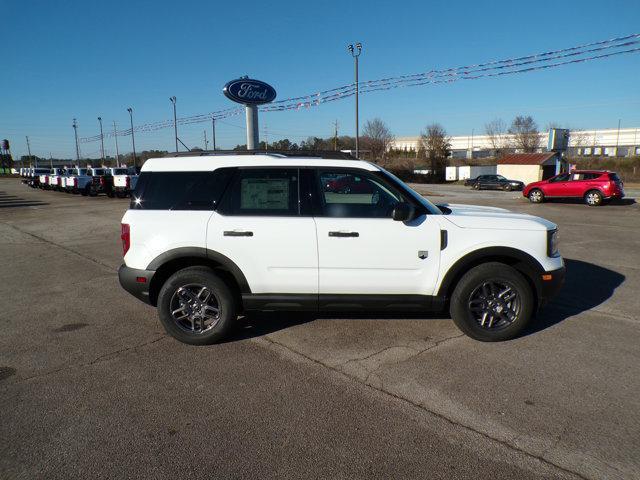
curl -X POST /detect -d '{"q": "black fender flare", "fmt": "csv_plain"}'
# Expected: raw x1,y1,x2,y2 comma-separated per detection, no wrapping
146,247,251,293
436,246,545,299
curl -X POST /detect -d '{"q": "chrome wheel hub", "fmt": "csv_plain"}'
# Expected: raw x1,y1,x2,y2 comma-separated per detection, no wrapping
170,284,221,334
468,281,521,330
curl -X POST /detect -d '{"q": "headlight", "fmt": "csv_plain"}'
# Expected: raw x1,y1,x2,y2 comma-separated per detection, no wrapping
547,229,559,257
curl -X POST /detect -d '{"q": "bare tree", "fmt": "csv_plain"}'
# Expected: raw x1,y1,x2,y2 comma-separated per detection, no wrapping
484,118,507,157
420,123,451,176
508,116,542,153
362,118,395,161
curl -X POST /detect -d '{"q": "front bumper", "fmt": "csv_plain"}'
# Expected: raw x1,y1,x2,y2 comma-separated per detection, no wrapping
118,264,155,305
538,265,565,305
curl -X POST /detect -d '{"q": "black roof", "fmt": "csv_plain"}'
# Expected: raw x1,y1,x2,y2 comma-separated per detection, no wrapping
164,150,357,160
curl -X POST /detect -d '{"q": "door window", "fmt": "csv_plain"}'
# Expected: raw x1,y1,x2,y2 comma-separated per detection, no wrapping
549,173,570,183
316,170,403,218
217,168,299,216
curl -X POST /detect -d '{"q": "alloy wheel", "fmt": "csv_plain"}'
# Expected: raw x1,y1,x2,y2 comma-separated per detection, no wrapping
169,284,221,334
468,281,521,330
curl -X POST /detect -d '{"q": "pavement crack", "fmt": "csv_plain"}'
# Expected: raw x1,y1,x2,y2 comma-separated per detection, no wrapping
3,335,167,387
1,221,115,272
257,334,588,480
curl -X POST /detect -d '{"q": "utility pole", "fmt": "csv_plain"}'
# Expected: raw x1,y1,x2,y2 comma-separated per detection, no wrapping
170,96,178,152
113,121,120,167
347,42,362,158
204,130,208,150
127,108,136,168
98,117,105,162
334,120,339,150
72,118,80,165
212,117,216,151
25,136,33,167
615,119,621,156
49,152,53,168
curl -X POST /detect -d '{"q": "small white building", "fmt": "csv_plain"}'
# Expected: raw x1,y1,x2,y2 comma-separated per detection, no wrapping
496,152,562,185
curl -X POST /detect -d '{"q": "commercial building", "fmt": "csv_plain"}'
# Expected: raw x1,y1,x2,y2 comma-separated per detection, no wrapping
391,127,640,158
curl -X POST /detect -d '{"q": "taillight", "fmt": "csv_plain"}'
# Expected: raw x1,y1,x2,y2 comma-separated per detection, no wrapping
73,178,78,187
121,223,130,256
100,177,106,186
45,177,49,184
125,176,130,187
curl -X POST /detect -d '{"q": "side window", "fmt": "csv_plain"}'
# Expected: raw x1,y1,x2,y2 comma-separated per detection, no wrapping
550,173,570,183
316,170,403,218
217,168,299,216
131,169,233,210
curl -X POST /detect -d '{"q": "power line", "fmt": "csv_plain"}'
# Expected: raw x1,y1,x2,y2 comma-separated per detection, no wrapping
60,33,640,145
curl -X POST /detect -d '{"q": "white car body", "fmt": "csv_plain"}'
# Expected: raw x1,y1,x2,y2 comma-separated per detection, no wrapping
118,154,565,344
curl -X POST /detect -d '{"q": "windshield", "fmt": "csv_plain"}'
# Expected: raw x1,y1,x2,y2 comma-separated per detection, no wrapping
377,167,442,215
113,169,128,175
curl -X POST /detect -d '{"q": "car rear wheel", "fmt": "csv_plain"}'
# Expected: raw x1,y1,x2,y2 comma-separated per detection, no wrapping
450,262,534,341
528,189,544,203
157,266,237,345
584,190,603,206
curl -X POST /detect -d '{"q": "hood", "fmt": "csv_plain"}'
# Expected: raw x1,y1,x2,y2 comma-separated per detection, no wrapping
438,203,556,231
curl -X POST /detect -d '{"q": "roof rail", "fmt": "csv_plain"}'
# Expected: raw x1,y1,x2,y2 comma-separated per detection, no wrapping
163,149,357,160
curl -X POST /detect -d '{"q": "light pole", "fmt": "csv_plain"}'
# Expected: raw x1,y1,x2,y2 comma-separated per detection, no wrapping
113,121,120,166
127,108,137,168
97,116,105,162
170,96,178,152
347,42,362,158
72,118,80,165
212,117,216,151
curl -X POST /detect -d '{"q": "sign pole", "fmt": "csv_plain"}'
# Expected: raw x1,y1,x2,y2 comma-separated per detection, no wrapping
245,104,259,150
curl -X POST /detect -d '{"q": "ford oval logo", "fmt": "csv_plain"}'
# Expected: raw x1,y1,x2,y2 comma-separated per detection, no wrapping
223,78,277,105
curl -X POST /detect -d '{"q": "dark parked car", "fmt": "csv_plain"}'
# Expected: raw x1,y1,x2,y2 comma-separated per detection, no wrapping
470,175,524,191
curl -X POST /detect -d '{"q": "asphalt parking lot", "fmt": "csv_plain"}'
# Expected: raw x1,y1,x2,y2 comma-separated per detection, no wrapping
1,178,639,480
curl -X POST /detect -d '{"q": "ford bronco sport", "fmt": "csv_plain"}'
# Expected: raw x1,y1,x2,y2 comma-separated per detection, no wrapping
119,153,564,345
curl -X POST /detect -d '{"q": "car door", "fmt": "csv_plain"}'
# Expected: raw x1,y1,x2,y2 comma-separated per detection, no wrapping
311,168,441,297
543,173,571,197
207,167,318,295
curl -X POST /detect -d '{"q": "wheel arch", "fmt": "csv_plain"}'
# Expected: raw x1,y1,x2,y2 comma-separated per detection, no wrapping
146,247,250,307
437,247,544,307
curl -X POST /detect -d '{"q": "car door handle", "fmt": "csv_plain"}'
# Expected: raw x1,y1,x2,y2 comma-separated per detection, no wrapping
328,231,359,237
223,230,253,237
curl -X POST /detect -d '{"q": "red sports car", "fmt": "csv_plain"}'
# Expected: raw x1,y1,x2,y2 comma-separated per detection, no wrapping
523,170,624,206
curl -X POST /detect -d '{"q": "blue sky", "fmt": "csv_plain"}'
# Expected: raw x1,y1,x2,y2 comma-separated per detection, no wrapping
2,0,640,159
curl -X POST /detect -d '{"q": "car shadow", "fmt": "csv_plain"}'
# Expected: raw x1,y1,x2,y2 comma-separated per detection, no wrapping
523,258,625,336
224,258,624,342
545,197,636,206
0,191,49,208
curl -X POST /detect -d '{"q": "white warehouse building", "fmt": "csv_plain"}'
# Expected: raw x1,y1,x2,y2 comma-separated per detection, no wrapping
391,127,640,158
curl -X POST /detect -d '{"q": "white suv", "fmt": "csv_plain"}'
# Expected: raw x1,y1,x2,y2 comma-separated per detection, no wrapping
119,153,564,344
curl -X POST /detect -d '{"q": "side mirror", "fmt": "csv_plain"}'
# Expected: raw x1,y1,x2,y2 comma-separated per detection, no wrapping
392,202,414,222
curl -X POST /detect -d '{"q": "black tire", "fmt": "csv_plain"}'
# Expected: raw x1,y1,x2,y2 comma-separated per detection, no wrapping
473,183,481,190
528,188,544,204
157,266,237,345
503,184,512,191
584,190,603,206
81,186,89,196
449,262,535,342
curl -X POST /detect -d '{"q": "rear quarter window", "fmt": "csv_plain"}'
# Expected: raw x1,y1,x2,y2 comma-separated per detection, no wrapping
131,169,234,210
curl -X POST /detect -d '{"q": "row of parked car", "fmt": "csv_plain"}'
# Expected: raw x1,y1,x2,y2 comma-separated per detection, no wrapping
464,171,625,206
20,166,139,197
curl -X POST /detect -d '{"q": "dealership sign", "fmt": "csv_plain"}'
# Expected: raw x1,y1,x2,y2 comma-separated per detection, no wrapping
223,78,277,105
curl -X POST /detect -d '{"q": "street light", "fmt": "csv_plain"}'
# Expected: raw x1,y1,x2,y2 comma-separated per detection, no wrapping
169,96,178,153
127,107,137,168
347,42,362,158
97,116,105,162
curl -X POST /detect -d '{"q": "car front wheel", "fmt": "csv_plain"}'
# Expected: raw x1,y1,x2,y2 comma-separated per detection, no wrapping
528,189,544,203
450,262,535,341
157,266,237,345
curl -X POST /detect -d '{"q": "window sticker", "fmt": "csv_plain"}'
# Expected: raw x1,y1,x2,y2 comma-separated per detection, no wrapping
240,178,289,209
